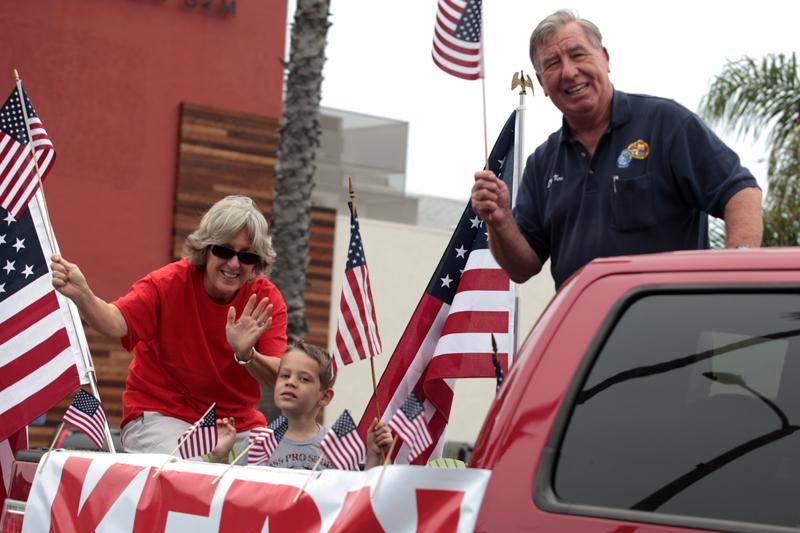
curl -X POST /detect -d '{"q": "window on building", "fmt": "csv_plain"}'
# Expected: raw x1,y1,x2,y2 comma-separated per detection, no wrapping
553,292,800,528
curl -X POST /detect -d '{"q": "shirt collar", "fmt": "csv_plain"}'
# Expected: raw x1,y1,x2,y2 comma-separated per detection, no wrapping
558,89,632,144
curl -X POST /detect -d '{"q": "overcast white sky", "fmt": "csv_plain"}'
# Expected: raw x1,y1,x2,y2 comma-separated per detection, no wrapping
296,1,800,201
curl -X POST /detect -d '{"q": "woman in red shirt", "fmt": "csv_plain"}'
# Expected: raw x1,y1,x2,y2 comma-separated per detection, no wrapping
51,195,288,454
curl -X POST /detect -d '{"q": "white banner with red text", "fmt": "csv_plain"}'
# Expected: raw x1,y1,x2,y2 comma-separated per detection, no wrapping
22,450,490,532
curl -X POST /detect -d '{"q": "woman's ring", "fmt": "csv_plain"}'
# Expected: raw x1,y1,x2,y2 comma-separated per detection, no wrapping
258,321,265,327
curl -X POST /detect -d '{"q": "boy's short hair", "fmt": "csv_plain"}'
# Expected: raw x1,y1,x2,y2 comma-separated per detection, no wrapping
285,340,336,389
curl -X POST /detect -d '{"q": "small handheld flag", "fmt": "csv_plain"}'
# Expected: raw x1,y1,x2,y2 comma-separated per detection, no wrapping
320,410,365,471
248,415,288,466
0,83,55,216
63,389,107,449
178,406,217,460
332,201,381,371
431,0,483,80
388,392,433,463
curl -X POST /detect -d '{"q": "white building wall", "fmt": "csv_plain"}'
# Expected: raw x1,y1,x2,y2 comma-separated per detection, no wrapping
325,213,555,444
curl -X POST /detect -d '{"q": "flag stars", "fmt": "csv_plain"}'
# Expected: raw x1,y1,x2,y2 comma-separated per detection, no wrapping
4,213,15,226
455,245,467,259
440,274,453,288
0,283,5,294
470,216,482,229
3,260,14,274
21,264,34,278
0,234,5,245
12,238,24,252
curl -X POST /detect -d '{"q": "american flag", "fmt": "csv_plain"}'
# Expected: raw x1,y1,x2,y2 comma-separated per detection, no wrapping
248,415,288,466
431,0,482,80
0,83,56,217
320,410,365,471
357,111,517,465
0,195,82,442
389,392,434,463
178,405,217,460
63,389,107,449
332,202,381,371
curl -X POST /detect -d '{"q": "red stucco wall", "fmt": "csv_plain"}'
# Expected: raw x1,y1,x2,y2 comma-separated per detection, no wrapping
0,0,287,298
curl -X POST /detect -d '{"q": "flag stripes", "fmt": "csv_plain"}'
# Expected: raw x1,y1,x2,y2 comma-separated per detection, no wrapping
178,406,217,460
357,111,518,465
389,393,434,463
320,410,365,471
248,415,287,465
0,194,81,442
332,202,381,372
431,0,482,80
0,86,56,217
63,389,107,449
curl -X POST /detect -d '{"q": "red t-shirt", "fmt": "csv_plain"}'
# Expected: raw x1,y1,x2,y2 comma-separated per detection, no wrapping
113,259,287,430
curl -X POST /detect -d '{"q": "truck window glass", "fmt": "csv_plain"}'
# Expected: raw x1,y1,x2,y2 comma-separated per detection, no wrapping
553,292,800,528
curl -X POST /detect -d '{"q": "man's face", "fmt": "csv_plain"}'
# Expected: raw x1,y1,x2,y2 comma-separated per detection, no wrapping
536,22,612,127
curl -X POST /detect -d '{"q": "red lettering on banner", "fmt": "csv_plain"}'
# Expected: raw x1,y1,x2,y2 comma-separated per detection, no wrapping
219,480,321,531
415,489,465,533
49,456,145,532
132,471,218,532
328,487,385,532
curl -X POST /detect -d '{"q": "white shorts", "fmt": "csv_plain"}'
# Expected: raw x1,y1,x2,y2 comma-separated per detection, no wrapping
121,411,253,464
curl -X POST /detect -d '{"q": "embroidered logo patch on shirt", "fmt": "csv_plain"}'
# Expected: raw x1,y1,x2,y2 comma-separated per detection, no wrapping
617,139,650,168
616,149,632,168
628,139,650,160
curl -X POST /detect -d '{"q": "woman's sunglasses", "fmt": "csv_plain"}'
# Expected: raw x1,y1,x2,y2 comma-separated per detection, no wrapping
209,245,260,265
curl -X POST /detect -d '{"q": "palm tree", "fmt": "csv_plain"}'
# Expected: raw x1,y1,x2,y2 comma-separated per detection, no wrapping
271,0,331,340
699,52,800,246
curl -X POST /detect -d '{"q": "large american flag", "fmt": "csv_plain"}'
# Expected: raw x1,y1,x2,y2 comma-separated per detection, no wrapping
389,392,434,463
178,405,217,460
320,409,365,471
332,202,381,371
357,111,517,464
0,83,56,217
0,194,83,442
248,415,288,466
431,0,482,80
63,388,107,449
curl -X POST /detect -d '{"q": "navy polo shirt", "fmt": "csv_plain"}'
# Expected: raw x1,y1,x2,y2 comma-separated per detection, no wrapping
515,90,758,289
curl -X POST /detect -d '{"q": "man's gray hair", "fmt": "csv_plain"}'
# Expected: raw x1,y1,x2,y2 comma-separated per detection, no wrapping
530,9,603,73
184,195,276,276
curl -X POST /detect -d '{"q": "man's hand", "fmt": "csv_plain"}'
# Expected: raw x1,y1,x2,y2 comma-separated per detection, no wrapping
471,170,513,228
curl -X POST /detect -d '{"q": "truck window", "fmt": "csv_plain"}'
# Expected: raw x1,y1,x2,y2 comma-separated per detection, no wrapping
553,292,800,528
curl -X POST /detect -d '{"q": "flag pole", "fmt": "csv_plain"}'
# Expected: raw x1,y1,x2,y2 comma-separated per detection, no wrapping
211,442,255,485
292,453,326,503
348,177,381,421
153,402,216,478
37,422,65,473
14,69,116,453
509,70,533,360
371,434,398,499
480,11,488,167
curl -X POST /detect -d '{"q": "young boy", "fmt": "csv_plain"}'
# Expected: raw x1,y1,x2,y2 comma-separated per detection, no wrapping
211,340,392,469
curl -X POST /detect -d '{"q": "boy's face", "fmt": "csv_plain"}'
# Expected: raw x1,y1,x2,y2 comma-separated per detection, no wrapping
274,349,333,417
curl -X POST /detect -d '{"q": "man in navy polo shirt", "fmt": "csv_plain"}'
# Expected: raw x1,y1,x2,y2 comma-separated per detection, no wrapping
471,9,763,289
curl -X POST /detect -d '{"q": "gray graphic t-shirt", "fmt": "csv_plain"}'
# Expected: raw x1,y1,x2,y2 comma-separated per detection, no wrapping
266,425,334,470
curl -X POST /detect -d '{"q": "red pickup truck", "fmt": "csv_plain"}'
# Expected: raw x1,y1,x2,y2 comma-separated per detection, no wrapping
4,249,800,532
471,248,800,532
